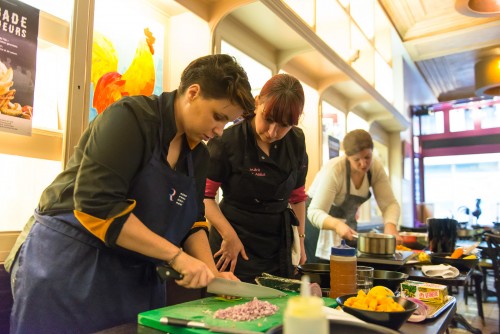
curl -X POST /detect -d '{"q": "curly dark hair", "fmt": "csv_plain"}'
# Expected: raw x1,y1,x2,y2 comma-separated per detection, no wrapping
179,54,255,117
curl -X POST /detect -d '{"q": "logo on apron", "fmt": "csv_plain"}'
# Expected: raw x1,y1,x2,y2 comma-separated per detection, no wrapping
175,192,188,207
169,188,188,207
169,188,176,201
249,167,265,176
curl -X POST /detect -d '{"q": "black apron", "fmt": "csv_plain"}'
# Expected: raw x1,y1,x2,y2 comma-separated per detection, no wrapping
209,122,299,282
304,159,372,260
11,95,198,334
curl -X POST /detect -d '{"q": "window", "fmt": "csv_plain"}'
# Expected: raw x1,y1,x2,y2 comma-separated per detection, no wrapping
284,0,315,27
221,41,272,97
419,111,444,135
423,153,500,224
481,104,500,129
321,101,345,165
347,111,368,131
220,40,272,128
449,108,475,132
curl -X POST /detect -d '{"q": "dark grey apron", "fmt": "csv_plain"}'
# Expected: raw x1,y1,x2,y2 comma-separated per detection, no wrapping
330,160,372,229
11,95,199,334
209,121,299,282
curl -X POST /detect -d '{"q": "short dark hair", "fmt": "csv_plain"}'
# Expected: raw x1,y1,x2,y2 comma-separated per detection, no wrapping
178,54,255,117
343,129,373,156
253,73,305,125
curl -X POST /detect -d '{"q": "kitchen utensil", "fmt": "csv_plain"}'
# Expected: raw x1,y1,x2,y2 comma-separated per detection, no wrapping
463,241,480,255
336,294,418,330
372,270,409,292
357,232,396,255
356,266,374,293
255,273,302,292
297,263,330,289
160,316,263,334
156,264,286,298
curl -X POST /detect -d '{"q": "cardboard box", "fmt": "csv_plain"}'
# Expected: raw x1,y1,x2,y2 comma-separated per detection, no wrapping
400,280,448,304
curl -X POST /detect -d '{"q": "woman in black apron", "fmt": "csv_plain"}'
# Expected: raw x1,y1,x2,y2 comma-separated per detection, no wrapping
204,74,308,283
305,129,401,261
9,54,254,334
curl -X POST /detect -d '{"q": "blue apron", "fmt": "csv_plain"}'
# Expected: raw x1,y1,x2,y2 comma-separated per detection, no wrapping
11,95,198,334
209,121,299,282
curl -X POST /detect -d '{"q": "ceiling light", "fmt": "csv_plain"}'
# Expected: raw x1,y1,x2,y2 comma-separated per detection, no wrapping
455,0,500,17
475,55,500,97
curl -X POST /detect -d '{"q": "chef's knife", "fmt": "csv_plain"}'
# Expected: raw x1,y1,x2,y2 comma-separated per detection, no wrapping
160,316,263,334
156,264,286,298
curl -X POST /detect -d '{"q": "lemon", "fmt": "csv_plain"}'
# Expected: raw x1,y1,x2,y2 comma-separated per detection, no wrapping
418,252,430,263
463,254,477,259
368,286,394,297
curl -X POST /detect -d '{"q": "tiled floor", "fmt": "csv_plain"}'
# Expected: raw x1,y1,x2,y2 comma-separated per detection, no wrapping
447,273,499,334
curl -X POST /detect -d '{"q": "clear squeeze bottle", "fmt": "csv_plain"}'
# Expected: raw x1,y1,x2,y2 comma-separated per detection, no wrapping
283,275,328,334
329,240,357,299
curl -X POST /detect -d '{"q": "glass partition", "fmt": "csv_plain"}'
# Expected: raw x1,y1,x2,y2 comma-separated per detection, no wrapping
0,1,73,231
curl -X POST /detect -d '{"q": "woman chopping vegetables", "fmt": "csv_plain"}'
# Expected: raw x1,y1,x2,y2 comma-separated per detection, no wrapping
7,54,254,334
204,73,308,283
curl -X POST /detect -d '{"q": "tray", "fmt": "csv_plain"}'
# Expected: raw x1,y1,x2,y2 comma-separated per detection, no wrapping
425,296,455,319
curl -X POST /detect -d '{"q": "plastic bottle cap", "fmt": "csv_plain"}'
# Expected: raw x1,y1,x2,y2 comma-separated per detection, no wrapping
331,239,356,256
300,275,310,297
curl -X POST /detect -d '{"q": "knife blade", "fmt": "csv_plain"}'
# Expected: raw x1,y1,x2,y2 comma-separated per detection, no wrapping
207,277,286,298
160,316,263,334
156,264,286,298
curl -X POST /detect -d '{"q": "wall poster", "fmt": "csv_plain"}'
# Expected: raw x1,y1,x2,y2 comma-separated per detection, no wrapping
328,135,340,159
0,0,38,136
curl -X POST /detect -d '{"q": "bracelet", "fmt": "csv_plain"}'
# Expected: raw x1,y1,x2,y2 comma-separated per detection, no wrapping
168,247,183,266
298,234,306,238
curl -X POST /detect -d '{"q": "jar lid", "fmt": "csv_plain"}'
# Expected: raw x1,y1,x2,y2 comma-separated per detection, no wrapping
331,240,356,256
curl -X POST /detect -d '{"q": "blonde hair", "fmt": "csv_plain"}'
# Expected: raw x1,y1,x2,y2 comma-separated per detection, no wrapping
343,129,373,156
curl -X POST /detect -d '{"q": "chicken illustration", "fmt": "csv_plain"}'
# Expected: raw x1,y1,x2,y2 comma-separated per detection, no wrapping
92,28,156,114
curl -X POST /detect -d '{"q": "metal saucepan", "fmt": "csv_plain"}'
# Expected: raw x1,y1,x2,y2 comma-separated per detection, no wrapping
356,232,396,255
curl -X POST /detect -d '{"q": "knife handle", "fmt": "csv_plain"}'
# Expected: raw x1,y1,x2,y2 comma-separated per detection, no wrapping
156,264,184,281
160,316,206,329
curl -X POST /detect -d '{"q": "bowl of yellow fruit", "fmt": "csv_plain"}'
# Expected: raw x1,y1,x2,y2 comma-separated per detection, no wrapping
430,247,479,271
336,286,418,330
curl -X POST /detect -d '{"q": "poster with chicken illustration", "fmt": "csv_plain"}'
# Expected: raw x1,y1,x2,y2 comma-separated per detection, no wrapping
90,0,164,121
0,0,39,136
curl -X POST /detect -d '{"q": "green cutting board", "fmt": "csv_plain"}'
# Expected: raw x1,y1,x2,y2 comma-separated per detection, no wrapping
138,292,337,333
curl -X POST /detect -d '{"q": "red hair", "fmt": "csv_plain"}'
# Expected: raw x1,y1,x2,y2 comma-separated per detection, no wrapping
254,73,305,126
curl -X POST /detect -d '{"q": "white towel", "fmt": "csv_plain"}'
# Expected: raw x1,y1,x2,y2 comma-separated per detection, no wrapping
422,264,460,278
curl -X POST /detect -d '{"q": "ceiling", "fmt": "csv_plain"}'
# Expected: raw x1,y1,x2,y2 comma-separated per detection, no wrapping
379,0,500,103
166,0,500,130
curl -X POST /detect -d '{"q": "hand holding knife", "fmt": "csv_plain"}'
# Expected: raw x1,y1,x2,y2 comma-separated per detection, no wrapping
155,264,286,298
